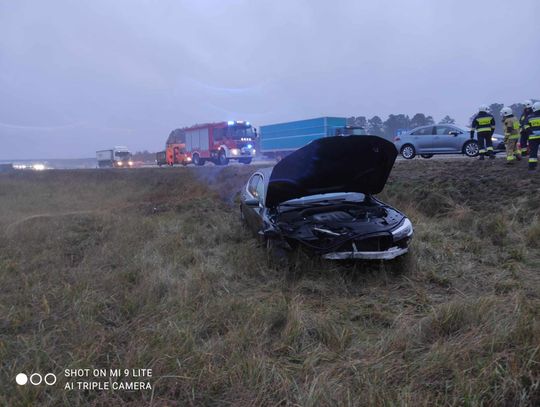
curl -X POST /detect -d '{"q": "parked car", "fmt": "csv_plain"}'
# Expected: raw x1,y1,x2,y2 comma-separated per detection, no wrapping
394,124,505,159
239,136,413,260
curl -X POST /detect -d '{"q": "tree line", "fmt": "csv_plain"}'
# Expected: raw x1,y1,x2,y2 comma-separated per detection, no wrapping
347,100,538,139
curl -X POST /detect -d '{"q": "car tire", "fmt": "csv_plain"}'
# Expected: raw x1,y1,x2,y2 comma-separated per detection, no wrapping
401,144,416,159
218,150,229,166
463,141,479,157
420,154,433,159
193,153,205,166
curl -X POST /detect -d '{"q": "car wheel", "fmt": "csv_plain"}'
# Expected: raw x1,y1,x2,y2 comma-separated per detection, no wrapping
193,153,205,166
463,141,479,157
218,150,229,165
420,154,433,159
401,144,416,159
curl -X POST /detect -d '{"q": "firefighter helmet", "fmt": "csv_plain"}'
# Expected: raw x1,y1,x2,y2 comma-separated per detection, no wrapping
524,100,533,108
478,105,489,113
533,102,540,112
500,107,513,117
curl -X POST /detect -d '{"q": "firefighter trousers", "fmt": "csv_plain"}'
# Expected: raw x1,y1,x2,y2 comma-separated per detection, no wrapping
529,138,539,169
519,131,529,155
505,138,519,161
478,131,494,156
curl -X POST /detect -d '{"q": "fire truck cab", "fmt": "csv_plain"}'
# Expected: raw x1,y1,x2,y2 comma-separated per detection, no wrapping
184,120,257,166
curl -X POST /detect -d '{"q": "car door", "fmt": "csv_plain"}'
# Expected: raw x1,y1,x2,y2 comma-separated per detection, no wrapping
432,125,463,152
409,126,435,152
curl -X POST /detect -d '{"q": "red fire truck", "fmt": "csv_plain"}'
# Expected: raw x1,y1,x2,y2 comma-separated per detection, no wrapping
183,120,257,165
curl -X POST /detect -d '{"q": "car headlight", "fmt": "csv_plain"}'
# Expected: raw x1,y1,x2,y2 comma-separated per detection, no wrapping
117,162,123,166
392,218,413,241
491,137,498,142
128,161,134,166
231,149,240,156
187,157,192,161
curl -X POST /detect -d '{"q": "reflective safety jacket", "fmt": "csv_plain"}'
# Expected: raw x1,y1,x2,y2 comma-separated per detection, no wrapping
471,112,495,134
520,107,533,135
502,115,520,140
526,111,540,140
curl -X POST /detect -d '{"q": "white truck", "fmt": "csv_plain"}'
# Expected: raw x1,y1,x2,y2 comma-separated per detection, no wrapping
96,146,133,168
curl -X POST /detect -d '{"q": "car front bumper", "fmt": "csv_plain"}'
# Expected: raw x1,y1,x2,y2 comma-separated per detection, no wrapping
322,246,409,260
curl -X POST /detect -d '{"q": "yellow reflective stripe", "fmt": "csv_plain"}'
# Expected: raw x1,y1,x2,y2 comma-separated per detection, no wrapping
506,155,516,161
479,149,486,153
529,158,538,162
530,135,540,140
529,118,540,127
477,117,492,125
509,135,519,139
487,147,494,151
477,128,492,132
513,121,520,130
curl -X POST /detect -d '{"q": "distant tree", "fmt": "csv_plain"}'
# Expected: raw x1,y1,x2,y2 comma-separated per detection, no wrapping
409,113,434,129
509,103,524,118
167,128,186,145
439,115,456,124
346,116,367,128
383,114,410,139
367,116,384,136
488,103,504,133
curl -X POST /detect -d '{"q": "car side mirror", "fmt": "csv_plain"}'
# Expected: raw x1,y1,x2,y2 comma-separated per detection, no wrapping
245,198,260,207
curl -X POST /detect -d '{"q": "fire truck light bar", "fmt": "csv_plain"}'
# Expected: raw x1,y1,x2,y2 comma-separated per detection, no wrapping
227,120,250,126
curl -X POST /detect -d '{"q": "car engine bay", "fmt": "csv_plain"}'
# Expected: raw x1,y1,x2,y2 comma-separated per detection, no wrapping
270,201,404,253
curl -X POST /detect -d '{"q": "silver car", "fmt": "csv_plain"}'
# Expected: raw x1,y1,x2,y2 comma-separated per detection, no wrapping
394,124,505,159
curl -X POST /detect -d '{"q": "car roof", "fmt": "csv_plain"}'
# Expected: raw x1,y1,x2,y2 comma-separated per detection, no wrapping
408,123,467,132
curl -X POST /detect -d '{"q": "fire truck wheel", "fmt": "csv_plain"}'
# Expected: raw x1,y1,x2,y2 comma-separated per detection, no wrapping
218,150,229,166
193,154,205,166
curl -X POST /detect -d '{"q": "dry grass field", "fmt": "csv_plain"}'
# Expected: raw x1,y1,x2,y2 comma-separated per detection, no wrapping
1,160,539,406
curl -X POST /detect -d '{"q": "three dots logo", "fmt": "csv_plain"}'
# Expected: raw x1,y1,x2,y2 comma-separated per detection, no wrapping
16,372,57,386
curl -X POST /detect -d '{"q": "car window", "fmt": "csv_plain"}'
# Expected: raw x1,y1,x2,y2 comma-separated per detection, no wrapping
449,126,463,133
255,178,265,201
248,174,261,197
410,126,434,136
435,125,456,135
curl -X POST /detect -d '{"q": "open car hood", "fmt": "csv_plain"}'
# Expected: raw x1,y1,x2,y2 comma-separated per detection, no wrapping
266,136,397,208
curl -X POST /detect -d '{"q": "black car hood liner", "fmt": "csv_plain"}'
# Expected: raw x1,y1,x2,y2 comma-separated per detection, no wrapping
266,136,398,208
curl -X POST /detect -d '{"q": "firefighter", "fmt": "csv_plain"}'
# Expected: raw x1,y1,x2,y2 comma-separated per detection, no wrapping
470,105,496,160
519,100,533,156
500,107,521,163
525,101,540,171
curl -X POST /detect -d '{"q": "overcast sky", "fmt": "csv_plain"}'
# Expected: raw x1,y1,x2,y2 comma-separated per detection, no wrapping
1,0,539,159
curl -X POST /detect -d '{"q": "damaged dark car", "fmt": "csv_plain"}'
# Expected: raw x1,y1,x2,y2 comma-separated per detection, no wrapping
240,136,413,260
